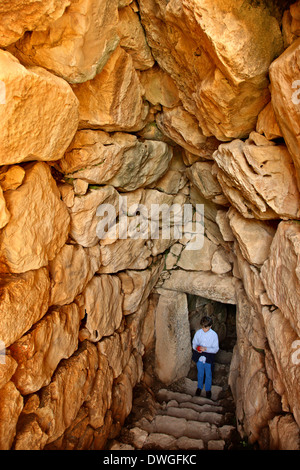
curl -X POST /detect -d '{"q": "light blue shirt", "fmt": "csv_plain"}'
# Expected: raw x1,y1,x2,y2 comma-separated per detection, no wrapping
192,328,219,354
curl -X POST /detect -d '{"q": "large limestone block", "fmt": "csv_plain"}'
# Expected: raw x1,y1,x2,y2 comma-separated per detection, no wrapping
177,236,218,272
256,102,282,141
49,244,101,306
162,269,236,304
92,412,113,450
234,243,270,315
139,0,283,141
154,290,191,385
78,275,123,342
14,341,99,448
215,210,235,242
0,50,79,165
105,140,173,191
261,221,300,337
229,340,278,445
0,0,70,47
118,261,164,314
213,140,300,220
139,65,180,108
125,189,188,258
262,306,300,429
211,247,232,275
110,356,140,433
186,161,225,204
141,294,159,354
0,268,50,348
0,162,70,273
46,407,92,450
68,185,119,247
99,238,152,273
0,186,10,229
63,131,173,191
235,282,266,351
0,354,18,390
126,300,149,355
152,167,187,196
72,46,149,132
98,199,153,272
286,2,300,46
117,4,154,70
57,131,138,180
269,415,300,450
148,150,188,195
227,208,276,266
189,186,220,223
98,330,132,379
156,106,208,156
269,38,300,189
10,0,120,84
10,304,81,395
264,347,287,412
84,353,114,430
0,381,23,450
0,165,25,192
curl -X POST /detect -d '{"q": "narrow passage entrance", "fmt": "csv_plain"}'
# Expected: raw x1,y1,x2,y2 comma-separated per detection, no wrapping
107,295,240,450
187,295,237,393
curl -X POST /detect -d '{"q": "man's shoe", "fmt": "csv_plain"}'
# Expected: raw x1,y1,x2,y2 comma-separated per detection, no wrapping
195,388,202,396
206,391,212,399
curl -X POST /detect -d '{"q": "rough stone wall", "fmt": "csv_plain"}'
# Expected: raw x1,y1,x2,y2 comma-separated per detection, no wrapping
0,0,299,451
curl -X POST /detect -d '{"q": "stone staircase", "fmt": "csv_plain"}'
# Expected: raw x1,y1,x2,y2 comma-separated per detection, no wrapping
108,377,240,451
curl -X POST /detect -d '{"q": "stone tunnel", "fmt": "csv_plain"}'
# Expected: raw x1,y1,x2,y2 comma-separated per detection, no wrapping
0,0,299,452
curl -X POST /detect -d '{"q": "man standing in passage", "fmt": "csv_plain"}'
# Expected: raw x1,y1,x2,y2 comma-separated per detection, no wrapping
192,315,219,399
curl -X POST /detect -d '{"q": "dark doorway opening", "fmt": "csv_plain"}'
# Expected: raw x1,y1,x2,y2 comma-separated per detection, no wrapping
187,295,237,391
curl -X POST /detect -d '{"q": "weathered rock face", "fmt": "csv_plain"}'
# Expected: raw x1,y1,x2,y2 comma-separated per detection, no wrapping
0,268,50,347
139,0,283,141
154,289,191,384
10,0,120,84
0,0,299,453
269,37,300,190
213,137,300,220
0,162,70,273
58,131,173,191
10,303,81,395
0,0,70,48
0,50,79,166
261,221,300,337
72,46,149,131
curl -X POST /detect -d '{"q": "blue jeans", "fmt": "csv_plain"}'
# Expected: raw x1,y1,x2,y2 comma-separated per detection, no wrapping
197,361,212,391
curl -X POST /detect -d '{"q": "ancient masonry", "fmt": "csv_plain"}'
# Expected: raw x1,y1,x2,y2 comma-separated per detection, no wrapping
0,0,300,451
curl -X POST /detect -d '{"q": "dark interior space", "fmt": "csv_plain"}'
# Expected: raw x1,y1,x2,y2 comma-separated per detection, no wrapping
187,295,237,390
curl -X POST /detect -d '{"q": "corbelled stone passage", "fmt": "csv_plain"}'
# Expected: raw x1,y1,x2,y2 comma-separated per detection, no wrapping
0,0,300,452
187,297,237,384
105,297,239,451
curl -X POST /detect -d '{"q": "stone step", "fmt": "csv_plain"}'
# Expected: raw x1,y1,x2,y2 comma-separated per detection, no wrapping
176,400,225,414
168,378,223,399
142,433,205,450
111,420,236,451
207,440,226,450
156,388,221,407
157,406,225,426
137,415,221,442
110,377,238,451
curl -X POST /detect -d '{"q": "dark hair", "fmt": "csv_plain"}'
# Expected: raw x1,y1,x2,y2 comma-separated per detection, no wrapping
200,316,213,328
